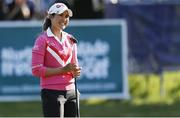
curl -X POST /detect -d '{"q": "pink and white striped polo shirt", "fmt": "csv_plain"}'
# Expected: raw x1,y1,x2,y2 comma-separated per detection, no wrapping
31,28,78,90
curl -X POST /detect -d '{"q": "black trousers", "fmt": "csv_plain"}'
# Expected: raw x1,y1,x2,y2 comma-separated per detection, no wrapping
41,89,80,117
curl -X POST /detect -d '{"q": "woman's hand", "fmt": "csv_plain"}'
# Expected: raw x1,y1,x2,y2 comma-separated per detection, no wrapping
63,63,82,78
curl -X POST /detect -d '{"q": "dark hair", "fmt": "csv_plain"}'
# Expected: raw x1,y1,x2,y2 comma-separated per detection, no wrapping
42,17,51,31
42,14,55,31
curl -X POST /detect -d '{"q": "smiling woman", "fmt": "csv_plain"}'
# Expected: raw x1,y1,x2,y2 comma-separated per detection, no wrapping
31,2,81,117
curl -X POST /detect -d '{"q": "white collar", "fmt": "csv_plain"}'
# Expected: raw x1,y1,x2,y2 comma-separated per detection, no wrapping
47,27,64,44
47,27,54,37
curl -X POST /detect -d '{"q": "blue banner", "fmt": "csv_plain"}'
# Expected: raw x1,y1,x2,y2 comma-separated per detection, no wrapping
0,20,129,101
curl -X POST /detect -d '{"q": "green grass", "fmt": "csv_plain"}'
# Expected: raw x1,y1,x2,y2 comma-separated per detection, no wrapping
1,100,180,117
0,101,42,117
1,71,180,117
81,100,180,117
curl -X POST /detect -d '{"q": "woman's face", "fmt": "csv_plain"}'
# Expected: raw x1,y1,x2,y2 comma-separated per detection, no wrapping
50,10,70,30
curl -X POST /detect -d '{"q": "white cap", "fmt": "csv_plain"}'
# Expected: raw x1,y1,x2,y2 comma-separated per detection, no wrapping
48,3,73,17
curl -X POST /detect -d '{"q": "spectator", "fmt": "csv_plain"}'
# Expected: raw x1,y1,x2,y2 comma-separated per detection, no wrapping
33,0,56,19
0,1,8,20
6,0,35,20
73,0,104,19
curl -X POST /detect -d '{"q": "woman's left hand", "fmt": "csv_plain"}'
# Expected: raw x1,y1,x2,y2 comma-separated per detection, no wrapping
71,65,82,78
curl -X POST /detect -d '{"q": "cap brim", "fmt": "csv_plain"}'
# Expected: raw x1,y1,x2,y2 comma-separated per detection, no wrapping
56,9,73,17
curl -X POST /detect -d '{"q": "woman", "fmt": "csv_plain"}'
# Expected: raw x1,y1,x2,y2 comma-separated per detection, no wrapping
31,2,81,117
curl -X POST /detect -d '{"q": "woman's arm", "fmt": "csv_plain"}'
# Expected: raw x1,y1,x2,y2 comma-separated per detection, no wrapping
31,35,47,78
45,63,81,77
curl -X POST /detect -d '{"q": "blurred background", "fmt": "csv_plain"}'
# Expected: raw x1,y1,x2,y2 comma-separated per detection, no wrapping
1,0,180,117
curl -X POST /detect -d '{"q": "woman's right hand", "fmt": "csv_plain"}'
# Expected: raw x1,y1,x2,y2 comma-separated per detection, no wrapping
63,63,82,78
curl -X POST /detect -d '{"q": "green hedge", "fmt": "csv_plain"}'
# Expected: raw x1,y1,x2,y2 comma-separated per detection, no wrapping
129,71,180,104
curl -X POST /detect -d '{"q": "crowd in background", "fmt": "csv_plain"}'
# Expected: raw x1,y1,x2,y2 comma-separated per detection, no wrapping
1,0,179,21
0,0,105,21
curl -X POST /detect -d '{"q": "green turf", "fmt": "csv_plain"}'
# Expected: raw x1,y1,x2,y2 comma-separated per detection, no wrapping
1,100,180,117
